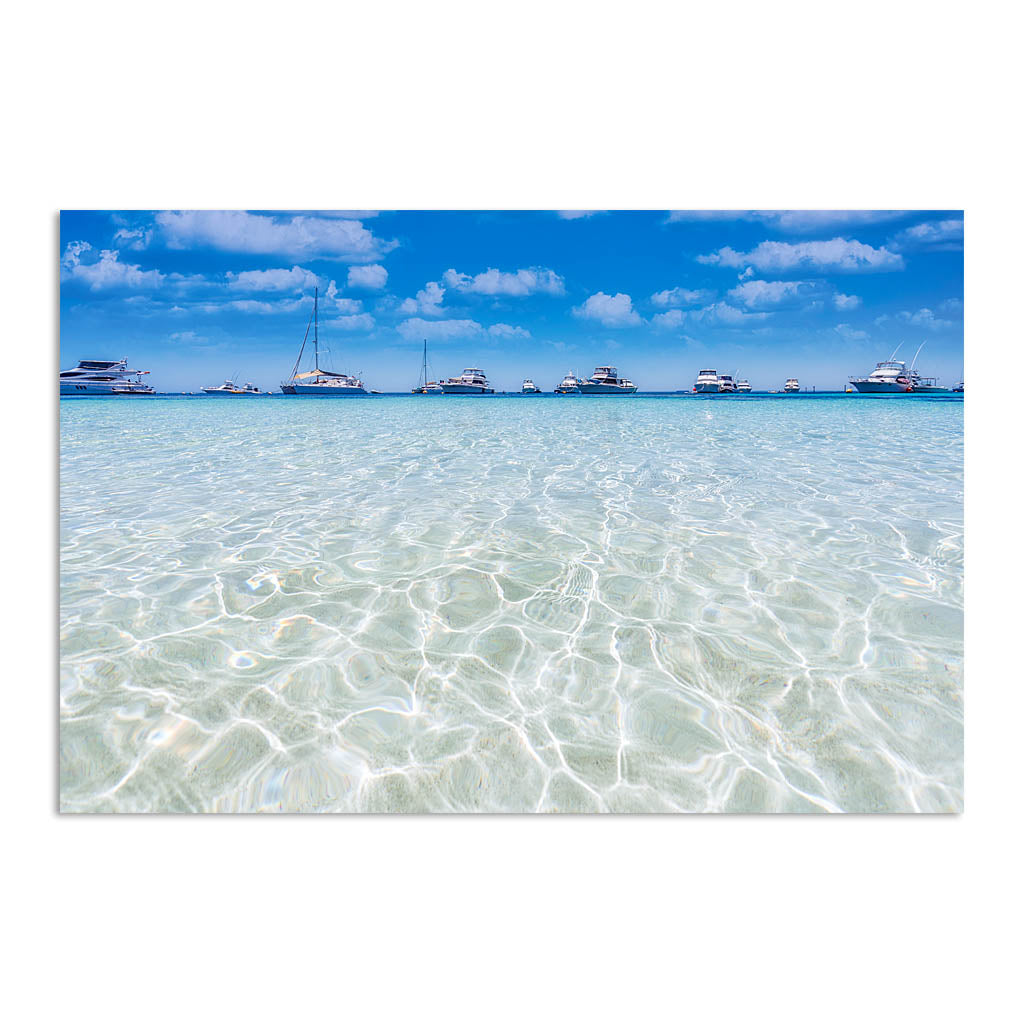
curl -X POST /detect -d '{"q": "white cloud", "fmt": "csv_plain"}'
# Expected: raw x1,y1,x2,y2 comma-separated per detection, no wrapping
112,227,153,250
346,264,388,289
556,211,599,220
666,210,907,232
833,292,861,310
889,218,964,251
896,308,956,331
329,313,375,331
61,241,164,291
698,237,904,273
939,297,963,317
727,279,817,309
686,302,770,325
396,318,483,341
572,291,642,327
834,323,869,341
652,309,686,330
650,286,711,308
168,330,210,345
399,281,446,316
442,266,565,297
226,265,319,293
155,211,398,261
488,323,531,338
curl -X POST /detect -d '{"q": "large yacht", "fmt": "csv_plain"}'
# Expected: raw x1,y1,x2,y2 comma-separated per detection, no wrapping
281,288,370,395
577,366,638,394
784,378,801,393
849,346,913,393
736,379,752,393
411,339,444,394
717,374,737,393
694,368,720,393
441,368,494,394
201,379,266,395
60,359,155,396
522,379,542,394
554,372,582,394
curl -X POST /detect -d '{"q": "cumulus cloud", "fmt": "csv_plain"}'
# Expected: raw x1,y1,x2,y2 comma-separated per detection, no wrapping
329,313,375,331
112,226,153,250
939,297,963,317
396,317,483,341
442,266,565,297
652,309,686,330
686,302,770,325
833,292,861,310
727,279,817,309
488,323,531,338
399,281,446,316
572,291,642,327
168,330,210,345
346,264,388,289
226,265,320,293
650,286,711,308
666,210,907,231
834,323,869,341
896,308,956,330
155,211,398,261
698,237,904,273
889,218,964,251
556,211,600,220
61,241,164,291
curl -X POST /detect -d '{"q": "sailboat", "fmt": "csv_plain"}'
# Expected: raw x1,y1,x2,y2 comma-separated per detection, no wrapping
411,339,444,394
280,287,370,395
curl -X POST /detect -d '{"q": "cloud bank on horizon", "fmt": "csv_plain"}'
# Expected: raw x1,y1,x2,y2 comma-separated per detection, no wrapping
59,210,964,391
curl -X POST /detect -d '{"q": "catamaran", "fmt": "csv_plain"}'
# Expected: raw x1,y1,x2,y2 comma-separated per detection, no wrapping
60,359,155,396
281,288,370,395
577,366,638,394
411,339,444,394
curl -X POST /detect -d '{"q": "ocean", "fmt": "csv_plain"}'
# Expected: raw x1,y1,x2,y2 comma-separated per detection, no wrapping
59,394,964,812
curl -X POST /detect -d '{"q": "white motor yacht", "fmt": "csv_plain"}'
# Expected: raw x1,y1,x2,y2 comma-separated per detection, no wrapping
736,379,752,392
784,378,801,393
201,378,266,395
441,368,494,394
60,359,155,396
849,345,915,394
694,368,720,393
522,379,542,394
281,288,370,395
577,366,638,394
554,372,582,394
717,374,737,393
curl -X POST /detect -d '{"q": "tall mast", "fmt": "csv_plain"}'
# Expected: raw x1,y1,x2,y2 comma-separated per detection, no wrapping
313,286,319,371
422,338,428,386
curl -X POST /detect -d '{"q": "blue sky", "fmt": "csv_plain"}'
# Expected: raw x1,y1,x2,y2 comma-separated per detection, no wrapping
59,210,963,392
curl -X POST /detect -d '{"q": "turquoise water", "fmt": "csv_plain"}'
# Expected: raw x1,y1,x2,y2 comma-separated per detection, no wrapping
60,395,963,812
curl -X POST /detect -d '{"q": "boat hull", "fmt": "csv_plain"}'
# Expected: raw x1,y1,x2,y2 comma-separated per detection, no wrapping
850,380,910,394
440,384,494,394
577,383,638,394
60,383,155,396
283,384,368,395
693,382,720,393
910,386,950,394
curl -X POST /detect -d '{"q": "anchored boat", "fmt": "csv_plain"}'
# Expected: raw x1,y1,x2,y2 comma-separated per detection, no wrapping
411,339,444,394
60,359,155,396
281,288,370,395
201,378,267,395
522,379,542,394
554,372,582,394
440,368,494,394
578,366,637,394
784,378,801,393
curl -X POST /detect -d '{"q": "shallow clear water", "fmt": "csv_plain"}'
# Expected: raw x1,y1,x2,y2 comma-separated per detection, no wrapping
60,394,963,812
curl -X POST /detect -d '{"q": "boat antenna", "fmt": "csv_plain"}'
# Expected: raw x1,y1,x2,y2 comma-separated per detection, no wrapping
910,340,926,372
887,342,903,361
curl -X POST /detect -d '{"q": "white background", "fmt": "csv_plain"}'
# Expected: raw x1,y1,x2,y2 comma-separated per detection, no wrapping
3,2,1019,1020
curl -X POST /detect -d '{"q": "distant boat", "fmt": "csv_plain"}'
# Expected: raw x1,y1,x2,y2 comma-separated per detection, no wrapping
952,381,964,393
554,372,582,394
440,368,494,394
694,368,720,393
522,378,542,394
281,287,370,395
201,378,267,395
411,339,444,394
784,378,801,393
578,366,638,394
849,345,912,394
736,379,752,393
60,358,155,396
907,342,949,392
717,373,737,393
